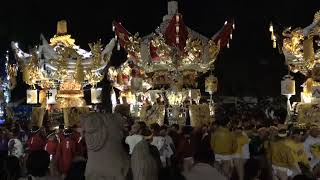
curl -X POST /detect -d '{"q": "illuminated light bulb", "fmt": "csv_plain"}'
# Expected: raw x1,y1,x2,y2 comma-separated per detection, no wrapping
112,25,115,32
117,42,120,50
227,42,230,48
115,35,118,40
176,36,179,44
176,15,180,22
271,34,276,41
230,34,233,40
176,25,179,33
224,21,228,25
232,23,235,29
269,23,274,32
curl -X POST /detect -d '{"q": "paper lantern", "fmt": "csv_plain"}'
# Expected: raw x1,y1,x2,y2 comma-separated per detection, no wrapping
91,88,102,104
281,75,295,95
189,89,201,104
46,89,57,104
131,77,143,92
27,90,38,104
189,89,201,100
205,75,218,93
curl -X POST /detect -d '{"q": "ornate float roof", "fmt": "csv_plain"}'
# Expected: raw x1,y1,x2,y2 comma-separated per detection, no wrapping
11,20,115,88
109,1,234,91
280,10,320,76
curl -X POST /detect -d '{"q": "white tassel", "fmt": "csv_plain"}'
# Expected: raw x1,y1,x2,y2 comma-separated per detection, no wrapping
273,41,277,48
117,42,120,50
230,34,233,40
176,15,180,22
227,42,230,48
176,25,179,33
111,87,117,112
115,34,118,40
232,23,235,29
112,25,115,32
176,36,179,44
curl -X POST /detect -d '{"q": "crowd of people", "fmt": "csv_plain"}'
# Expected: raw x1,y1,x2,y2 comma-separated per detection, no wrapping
0,108,320,180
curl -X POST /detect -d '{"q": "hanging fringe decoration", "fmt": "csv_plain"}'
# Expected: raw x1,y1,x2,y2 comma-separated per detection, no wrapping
111,87,117,112
176,14,180,22
117,42,121,50
273,41,277,49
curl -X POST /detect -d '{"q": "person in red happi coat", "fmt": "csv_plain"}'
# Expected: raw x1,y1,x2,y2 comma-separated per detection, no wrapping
55,128,76,176
71,124,87,158
44,132,60,176
45,133,59,155
27,126,46,152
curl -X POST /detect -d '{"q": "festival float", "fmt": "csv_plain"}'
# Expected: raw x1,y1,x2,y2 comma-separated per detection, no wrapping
109,1,234,126
271,10,320,124
11,20,115,128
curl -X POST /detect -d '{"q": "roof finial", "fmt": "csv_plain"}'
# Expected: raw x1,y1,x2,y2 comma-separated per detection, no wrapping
57,20,67,35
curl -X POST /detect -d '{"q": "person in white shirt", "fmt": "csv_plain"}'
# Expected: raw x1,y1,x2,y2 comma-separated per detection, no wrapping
151,124,173,167
184,150,226,180
125,123,143,155
8,127,24,159
160,126,175,153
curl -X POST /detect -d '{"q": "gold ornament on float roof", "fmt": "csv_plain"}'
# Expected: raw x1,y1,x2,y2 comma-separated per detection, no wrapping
281,10,320,77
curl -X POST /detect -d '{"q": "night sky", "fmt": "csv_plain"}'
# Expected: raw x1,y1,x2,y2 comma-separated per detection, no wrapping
0,0,319,102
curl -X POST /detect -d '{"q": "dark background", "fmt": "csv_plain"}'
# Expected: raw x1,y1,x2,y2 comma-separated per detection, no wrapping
0,0,319,103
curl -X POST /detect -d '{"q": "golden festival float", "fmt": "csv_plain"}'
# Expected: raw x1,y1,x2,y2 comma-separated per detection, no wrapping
109,1,234,127
11,20,116,128
272,10,320,125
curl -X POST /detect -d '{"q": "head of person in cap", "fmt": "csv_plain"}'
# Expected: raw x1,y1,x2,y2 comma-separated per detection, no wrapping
58,124,65,134
63,128,73,138
141,129,153,143
30,125,40,134
290,127,306,143
277,127,288,138
257,127,269,141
